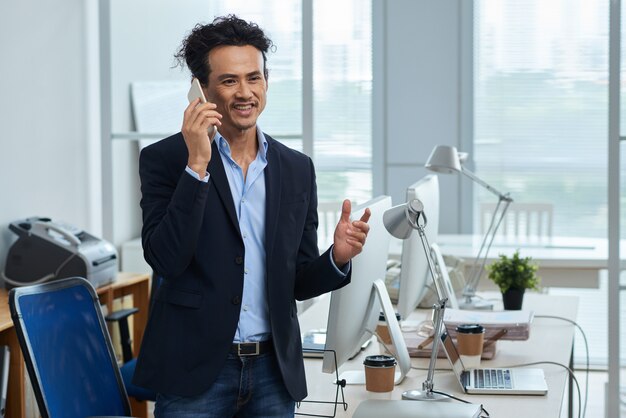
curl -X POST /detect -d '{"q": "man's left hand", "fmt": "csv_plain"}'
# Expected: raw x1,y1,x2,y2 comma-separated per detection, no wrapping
332,199,371,267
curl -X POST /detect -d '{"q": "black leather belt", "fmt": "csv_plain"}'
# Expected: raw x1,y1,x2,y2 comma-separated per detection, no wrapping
231,340,273,356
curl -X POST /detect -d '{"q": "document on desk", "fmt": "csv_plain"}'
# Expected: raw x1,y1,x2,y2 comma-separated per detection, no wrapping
444,308,533,340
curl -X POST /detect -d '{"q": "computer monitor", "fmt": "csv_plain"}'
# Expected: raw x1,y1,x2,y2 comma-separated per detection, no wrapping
321,195,410,384
396,174,440,319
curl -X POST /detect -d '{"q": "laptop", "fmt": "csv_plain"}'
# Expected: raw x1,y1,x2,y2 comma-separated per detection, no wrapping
440,331,548,395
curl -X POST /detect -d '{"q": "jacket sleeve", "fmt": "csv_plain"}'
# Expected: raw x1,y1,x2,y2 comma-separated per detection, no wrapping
139,143,210,278
293,158,351,300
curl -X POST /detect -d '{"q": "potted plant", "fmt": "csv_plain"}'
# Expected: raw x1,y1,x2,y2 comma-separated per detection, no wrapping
486,250,540,310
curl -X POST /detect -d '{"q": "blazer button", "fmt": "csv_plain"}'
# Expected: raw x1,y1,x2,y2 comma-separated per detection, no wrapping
232,295,241,305
235,256,244,265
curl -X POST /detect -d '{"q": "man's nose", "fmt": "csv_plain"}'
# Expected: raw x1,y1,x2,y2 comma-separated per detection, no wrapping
236,81,253,98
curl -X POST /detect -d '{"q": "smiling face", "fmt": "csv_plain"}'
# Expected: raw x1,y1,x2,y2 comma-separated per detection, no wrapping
203,45,268,138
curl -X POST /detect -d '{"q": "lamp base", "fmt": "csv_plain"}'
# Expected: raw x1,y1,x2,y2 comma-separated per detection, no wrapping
459,297,494,310
402,389,450,401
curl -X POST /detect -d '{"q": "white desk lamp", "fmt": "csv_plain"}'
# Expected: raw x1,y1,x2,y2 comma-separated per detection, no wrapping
425,145,513,310
383,199,449,401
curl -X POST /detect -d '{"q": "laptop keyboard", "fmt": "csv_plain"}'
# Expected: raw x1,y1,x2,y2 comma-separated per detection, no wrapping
474,368,513,389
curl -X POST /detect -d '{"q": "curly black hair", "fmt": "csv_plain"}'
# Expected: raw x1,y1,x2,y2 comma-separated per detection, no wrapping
175,15,274,86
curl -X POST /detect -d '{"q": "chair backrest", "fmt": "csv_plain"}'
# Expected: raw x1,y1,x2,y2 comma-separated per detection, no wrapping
0,345,9,417
317,201,343,247
9,277,131,418
480,202,554,238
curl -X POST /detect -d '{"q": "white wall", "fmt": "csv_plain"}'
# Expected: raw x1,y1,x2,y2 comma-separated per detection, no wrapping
107,0,211,247
383,0,464,234
0,0,100,275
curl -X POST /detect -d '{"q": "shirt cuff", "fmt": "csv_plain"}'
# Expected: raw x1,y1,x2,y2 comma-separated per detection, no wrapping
329,245,350,277
185,166,210,182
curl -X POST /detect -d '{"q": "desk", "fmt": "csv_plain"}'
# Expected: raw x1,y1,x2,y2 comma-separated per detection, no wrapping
390,234,622,288
0,272,151,418
298,292,578,417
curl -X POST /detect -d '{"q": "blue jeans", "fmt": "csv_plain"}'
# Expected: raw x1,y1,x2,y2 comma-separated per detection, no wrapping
154,352,295,418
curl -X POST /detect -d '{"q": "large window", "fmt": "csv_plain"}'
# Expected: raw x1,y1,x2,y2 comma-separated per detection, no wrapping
313,0,372,203
473,0,610,238
212,0,373,204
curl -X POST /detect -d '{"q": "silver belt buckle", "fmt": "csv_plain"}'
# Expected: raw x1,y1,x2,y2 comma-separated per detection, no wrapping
238,342,259,356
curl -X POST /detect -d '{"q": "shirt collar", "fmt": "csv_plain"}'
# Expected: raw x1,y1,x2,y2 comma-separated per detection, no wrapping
216,127,269,161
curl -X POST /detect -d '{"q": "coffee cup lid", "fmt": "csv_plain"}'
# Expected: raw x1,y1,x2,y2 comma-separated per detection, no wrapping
363,355,396,367
456,324,484,334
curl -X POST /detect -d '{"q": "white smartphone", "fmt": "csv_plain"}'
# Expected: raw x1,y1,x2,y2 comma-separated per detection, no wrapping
187,78,217,138
187,78,207,104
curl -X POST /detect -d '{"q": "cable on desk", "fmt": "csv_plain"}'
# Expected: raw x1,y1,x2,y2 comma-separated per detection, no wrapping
535,314,589,418
506,360,582,418
430,390,490,417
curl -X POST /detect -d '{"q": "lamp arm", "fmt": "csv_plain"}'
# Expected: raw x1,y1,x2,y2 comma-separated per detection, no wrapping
414,222,446,301
460,166,512,202
413,220,449,395
464,198,512,295
423,299,446,393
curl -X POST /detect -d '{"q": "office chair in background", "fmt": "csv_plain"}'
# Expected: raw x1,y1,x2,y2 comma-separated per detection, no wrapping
480,202,554,239
9,277,135,418
105,272,160,412
105,308,156,405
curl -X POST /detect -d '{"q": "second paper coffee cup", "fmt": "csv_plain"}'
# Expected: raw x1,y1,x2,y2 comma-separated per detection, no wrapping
456,324,484,369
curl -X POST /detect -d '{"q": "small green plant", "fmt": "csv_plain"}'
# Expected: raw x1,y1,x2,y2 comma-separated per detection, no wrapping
486,250,540,293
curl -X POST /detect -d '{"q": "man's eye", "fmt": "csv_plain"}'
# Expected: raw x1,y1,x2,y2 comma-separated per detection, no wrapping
223,79,236,85
249,76,262,82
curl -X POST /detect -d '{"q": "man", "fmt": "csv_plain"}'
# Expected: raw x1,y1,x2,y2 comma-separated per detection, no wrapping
134,15,371,417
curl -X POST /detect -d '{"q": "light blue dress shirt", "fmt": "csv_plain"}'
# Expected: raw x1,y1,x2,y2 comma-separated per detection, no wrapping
185,128,348,343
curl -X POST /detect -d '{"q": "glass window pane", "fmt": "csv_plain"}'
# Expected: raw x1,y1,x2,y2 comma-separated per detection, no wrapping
474,0,609,238
211,1,303,152
313,0,372,204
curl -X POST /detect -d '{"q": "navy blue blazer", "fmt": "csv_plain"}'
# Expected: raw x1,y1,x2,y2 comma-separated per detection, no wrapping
132,132,350,400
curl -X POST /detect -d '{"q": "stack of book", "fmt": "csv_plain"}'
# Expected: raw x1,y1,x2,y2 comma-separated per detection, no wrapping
401,309,533,359
443,308,534,341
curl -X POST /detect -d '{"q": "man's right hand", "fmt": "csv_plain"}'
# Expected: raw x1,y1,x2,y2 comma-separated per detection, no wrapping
182,98,222,176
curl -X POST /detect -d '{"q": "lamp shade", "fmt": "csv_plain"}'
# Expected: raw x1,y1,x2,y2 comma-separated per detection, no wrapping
383,200,424,240
425,145,462,174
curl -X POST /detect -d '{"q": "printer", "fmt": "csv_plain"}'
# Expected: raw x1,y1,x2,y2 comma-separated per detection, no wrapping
2,217,118,289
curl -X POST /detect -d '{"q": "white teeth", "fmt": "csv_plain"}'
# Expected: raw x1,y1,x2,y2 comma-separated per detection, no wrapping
234,104,252,110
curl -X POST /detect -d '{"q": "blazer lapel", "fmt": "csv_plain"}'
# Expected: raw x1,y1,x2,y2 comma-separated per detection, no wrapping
264,139,281,259
207,141,240,232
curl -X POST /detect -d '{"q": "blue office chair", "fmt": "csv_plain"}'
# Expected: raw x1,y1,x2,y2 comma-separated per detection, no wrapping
104,275,159,403
9,277,135,418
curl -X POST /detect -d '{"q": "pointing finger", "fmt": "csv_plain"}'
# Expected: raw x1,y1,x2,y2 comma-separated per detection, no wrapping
339,199,351,223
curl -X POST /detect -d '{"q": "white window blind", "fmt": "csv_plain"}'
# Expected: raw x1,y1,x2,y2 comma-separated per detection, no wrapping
474,0,610,238
211,1,304,152
313,0,372,203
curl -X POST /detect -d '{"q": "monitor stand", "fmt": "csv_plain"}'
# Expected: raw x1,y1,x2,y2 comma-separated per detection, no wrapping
338,279,411,385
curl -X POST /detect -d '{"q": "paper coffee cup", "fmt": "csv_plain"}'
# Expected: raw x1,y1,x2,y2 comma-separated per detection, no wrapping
456,324,484,369
363,355,396,392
